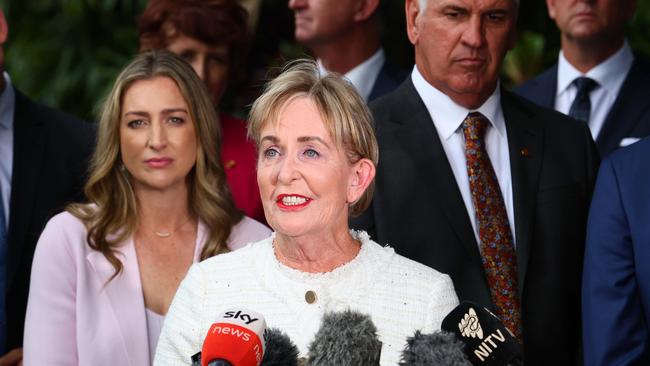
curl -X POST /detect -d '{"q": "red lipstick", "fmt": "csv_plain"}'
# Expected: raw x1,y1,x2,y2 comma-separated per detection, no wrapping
276,194,312,210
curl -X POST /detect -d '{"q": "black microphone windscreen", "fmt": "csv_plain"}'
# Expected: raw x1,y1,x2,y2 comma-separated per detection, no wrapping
441,301,522,365
400,330,472,366
261,328,300,366
306,309,382,366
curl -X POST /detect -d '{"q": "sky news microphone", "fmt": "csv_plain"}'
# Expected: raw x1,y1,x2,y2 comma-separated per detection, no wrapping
306,309,382,366
399,330,472,366
200,308,267,366
260,328,300,366
441,302,523,366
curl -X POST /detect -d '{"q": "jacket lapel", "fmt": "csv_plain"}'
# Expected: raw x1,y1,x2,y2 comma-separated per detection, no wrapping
501,90,544,298
596,58,650,155
7,91,46,286
87,240,150,366
390,80,484,267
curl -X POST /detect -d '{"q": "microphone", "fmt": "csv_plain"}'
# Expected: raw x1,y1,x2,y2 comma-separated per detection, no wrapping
441,302,523,366
261,328,300,366
399,330,472,366
200,308,267,366
306,309,382,366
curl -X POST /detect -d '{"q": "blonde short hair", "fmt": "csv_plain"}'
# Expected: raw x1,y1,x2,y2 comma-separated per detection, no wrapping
248,59,378,217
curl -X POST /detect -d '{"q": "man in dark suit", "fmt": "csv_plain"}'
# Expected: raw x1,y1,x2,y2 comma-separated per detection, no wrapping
0,9,95,364
288,0,406,102
351,0,599,364
515,0,648,157
583,136,650,365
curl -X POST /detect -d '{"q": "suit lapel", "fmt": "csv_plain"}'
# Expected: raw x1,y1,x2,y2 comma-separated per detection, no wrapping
390,80,483,267
87,240,150,366
7,91,46,286
501,91,544,298
596,58,650,155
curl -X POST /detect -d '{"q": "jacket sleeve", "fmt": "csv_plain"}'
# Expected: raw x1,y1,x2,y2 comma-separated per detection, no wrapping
23,214,79,365
154,263,207,365
582,157,649,365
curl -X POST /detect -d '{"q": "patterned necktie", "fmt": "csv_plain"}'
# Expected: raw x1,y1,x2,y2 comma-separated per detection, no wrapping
568,77,598,124
462,112,522,340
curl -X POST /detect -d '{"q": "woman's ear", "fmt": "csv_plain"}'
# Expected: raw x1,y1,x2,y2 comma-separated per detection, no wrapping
347,158,376,204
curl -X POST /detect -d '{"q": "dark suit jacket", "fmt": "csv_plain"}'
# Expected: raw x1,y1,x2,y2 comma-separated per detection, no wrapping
367,60,408,102
514,57,650,157
5,89,95,350
583,136,650,366
351,78,599,365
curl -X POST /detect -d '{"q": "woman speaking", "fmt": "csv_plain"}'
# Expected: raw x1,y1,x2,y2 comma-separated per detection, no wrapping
22,51,270,365
155,61,458,365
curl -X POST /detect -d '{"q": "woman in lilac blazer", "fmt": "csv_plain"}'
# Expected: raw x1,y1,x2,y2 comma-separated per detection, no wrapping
22,51,270,366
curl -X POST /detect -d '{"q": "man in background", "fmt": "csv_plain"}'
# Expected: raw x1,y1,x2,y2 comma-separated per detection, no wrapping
352,0,599,363
0,9,95,365
288,0,406,102
516,0,649,157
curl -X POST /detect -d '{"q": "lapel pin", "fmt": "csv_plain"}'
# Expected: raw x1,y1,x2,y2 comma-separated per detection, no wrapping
520,148,529,157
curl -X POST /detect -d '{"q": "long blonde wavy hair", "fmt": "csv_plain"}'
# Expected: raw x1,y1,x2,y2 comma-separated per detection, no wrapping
69,50,242,279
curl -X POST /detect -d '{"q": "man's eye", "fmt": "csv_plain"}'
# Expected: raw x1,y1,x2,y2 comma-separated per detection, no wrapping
486,12,507,22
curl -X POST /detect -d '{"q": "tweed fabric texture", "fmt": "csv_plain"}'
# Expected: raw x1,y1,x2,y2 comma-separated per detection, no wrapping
154,231,459,365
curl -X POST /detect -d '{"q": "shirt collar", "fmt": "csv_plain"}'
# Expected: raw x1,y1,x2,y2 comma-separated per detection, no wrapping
557,40,634,97
411,66,506,140
317,49,385,102
0,72,15,130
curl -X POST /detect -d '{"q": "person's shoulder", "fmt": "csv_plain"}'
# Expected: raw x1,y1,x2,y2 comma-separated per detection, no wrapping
15,89,96,147
503,89,586,132
361,232,452,286
201,235,273,269
513,64,557,98
605,136,650,171
36,209,91,258
228,216,272,250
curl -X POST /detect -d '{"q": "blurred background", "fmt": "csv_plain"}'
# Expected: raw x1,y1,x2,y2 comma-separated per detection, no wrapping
2,0,650,122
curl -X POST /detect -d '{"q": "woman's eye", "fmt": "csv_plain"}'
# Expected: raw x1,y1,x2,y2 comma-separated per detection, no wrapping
263,148,280,158
304,149,319,158
127,120,145,128
169,117,184,125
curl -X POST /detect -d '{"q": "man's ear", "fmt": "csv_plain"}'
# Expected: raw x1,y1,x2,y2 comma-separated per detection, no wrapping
347,158,376,204
0,11,8,45
405,0,421,46
353,0,380,22
546,0,557,20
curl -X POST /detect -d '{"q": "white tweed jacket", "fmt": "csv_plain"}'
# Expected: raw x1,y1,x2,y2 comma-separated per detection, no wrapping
155,231,459,365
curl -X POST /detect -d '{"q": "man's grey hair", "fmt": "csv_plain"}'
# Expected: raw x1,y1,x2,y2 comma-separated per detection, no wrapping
417,0,520,13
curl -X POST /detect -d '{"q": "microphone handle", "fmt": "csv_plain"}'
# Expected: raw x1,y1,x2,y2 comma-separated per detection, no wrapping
208,360,234,366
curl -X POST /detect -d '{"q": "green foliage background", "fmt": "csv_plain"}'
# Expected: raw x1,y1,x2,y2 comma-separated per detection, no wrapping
2,0,650,121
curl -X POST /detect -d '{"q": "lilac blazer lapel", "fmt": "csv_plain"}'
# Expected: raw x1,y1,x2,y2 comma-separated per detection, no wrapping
86,239,150,366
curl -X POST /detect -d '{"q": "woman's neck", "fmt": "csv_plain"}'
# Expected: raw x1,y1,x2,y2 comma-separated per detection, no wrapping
273,228,361,273
134,184,194,232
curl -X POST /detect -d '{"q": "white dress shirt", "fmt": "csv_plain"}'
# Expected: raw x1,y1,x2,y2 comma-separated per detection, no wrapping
0,72,15,226
411,66,515,246
317,48,385,102
555,41,634,139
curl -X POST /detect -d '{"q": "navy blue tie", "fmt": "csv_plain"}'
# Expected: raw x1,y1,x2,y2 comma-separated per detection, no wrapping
568,77,598,124
0,185,6,353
